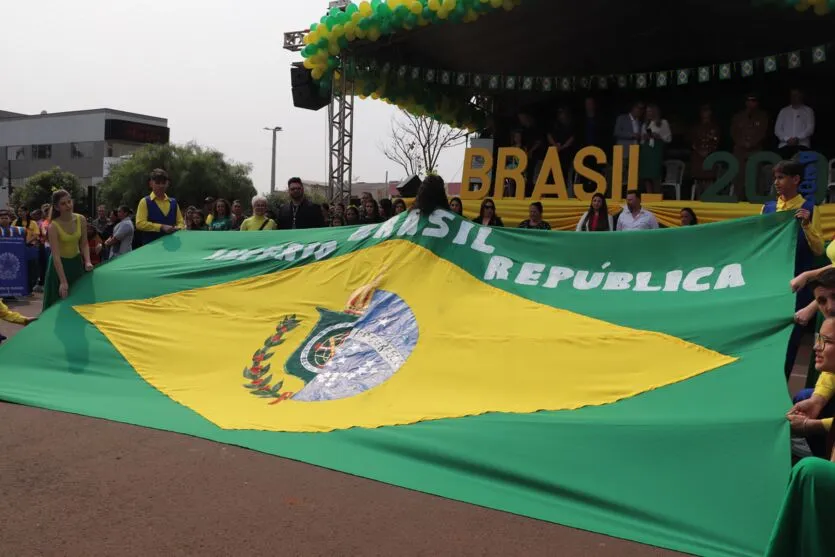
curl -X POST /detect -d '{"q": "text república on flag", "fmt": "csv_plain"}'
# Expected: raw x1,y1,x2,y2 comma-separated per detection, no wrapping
202,210,745,294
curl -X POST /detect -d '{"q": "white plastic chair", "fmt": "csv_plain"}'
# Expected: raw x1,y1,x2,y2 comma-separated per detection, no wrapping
661,160,685,200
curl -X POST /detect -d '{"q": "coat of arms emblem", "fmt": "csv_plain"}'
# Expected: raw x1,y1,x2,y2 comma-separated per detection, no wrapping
243,273,418,404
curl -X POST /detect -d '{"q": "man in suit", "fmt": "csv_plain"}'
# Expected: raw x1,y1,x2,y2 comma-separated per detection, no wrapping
612,102,645,196
613,102,645,148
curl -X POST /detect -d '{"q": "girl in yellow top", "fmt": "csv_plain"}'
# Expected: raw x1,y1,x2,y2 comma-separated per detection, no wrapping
42,189,94,311
788,318,835,443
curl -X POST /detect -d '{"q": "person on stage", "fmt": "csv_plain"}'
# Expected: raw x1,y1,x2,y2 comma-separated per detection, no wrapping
42,190,94,311
762,159,824,380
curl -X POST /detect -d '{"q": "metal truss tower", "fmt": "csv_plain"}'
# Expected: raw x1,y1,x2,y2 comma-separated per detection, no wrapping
284,31,354,204
327,63,355,205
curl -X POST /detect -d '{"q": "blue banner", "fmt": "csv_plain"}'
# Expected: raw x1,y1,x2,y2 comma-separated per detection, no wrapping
0,236,28,297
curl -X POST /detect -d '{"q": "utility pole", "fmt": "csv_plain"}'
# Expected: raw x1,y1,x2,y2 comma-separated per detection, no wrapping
263,126,283,193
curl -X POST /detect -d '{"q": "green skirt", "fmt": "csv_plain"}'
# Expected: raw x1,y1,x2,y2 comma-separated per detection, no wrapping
638,142,665,181
766,458,835,557
42,254,85,312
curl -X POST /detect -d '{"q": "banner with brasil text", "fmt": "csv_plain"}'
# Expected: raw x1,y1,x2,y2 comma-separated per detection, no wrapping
0,211,797,556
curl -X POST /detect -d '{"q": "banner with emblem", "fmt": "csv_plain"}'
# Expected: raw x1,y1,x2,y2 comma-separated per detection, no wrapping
0,235,28,297
0,211,799,557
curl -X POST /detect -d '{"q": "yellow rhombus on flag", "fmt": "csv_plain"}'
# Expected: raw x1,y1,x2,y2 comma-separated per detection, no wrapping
76,242,735,432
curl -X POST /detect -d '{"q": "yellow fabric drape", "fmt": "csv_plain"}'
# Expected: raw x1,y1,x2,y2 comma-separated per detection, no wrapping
456,200,835,238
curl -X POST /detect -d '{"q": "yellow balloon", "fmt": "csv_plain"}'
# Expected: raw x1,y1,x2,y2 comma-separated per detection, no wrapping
312,67,325,80
359,1,373,15
410,1,422,14
368,27,381,41
437,8,449,18
303,58,315,69
442,0,456,10
490,0,502,7
428,0,441,10
328,42,340,55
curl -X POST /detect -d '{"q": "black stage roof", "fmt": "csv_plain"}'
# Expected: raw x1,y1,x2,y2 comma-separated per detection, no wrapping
348,0,835,77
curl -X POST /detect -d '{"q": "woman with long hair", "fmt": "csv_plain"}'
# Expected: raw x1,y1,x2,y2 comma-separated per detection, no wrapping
392,198,408,215
13,206,39,245
680,208,699,226
519,202,551,230
415,175,450,215
345,205,360,225
363,198,381,223
450,197,464,216
209,198,233,231
473,198,504,227
42,190,93,311
576,193,614,232
188,210,208,231
639,104,673,194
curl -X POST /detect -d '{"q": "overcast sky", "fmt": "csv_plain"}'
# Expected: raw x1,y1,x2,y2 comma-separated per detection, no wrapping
2,0,466,192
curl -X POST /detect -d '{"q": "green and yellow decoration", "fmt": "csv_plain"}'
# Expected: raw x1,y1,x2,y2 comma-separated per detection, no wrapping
300,0,522,128
299,0,830,127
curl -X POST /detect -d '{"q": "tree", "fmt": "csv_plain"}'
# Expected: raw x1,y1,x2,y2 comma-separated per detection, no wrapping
10,167,86,212
379,110,468,179
98,142,256,211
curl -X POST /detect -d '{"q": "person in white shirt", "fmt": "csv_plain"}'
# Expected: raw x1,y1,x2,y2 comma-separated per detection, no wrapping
775,89,815,158
616,190,659,231
638,104,673,194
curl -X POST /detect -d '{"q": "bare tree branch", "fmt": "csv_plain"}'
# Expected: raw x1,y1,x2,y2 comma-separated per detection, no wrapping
378,109,467,179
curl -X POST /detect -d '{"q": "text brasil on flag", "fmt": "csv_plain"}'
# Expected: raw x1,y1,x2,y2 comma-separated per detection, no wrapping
0,210,796,557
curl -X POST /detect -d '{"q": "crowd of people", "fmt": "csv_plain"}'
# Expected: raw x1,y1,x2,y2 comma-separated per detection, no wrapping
0,160,806,326
498,89,818,201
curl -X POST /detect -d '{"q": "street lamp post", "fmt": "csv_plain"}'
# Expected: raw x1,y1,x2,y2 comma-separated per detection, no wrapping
263,126,283,193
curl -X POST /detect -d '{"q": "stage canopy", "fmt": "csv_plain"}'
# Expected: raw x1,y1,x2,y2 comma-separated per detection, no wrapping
299,0,835,128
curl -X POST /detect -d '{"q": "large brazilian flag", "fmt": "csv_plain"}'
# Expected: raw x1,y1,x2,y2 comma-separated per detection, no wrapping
0,209,796,556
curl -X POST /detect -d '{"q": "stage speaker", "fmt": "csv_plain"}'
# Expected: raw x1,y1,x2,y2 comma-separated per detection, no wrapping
396,175,422,198
290,65,329,111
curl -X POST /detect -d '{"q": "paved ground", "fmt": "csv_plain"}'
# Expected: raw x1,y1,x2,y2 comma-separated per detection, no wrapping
2,294,806,557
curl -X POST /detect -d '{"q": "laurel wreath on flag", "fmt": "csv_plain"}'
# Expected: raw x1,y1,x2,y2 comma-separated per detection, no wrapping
242,315,301,405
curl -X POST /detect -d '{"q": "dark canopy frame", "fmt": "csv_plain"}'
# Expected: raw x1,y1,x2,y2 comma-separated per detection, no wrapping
350,0,834,79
